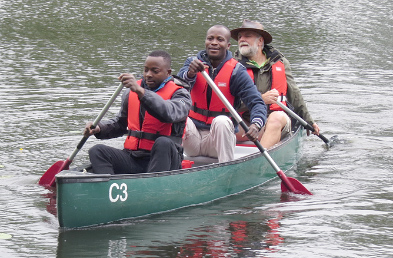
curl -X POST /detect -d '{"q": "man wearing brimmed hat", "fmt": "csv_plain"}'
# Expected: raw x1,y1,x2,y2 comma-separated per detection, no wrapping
231,19,320,148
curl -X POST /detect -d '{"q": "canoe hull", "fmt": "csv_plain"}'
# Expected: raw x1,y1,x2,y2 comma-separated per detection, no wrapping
56,127,304,228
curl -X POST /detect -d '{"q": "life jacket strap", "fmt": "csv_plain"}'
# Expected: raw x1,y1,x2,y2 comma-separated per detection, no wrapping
191,104,231,118
127,130,182,145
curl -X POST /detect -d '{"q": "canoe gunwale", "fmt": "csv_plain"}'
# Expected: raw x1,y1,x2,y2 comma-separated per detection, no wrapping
57,154,258,184
56,124,302,184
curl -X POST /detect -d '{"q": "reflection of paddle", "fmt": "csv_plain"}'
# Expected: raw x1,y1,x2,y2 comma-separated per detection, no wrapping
38,82,124,187
275,100,333,147
201,71,312,195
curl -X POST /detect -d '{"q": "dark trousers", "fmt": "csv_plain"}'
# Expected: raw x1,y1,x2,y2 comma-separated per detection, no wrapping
88,137,183,174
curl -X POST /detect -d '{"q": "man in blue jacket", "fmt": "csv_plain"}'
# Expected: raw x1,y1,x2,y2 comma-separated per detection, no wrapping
178,25,267,163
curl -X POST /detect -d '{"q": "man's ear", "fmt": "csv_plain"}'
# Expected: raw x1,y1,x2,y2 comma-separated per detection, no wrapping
258,37,264,47
167,68,172,76
227,42,231,50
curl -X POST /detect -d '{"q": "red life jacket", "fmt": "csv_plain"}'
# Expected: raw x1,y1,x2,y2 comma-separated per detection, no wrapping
124,79,182,151
247,60,287,111
189,58,237,124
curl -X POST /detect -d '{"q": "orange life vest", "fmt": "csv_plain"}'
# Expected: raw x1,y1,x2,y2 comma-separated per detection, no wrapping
247,60,287,111
124,79,182,151
189,58,237,124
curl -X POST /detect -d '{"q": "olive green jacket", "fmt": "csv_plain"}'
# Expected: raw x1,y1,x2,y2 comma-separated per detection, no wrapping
234,45,315,126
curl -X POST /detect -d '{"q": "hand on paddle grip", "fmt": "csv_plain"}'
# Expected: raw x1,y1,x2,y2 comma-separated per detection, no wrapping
187,59,207,78
84,122,100,137
243,123,260,142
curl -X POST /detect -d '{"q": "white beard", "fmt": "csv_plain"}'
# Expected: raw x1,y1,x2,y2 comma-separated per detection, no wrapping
238,42,259,57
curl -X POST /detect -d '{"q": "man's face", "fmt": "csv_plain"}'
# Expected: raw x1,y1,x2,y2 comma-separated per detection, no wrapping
143,56,171,89
237,31,263,57
205,26,231,62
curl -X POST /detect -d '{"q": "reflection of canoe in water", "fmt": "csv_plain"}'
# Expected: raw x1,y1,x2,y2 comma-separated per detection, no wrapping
56,191,285,258
56,206,284,257
56,125,304,229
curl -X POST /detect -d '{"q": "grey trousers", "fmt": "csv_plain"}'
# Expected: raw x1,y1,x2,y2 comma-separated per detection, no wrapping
182,116,236,163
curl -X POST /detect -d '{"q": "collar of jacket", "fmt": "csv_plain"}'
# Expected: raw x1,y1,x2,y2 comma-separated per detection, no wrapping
141,76,175,91
234,45,284,72
198,50,234,77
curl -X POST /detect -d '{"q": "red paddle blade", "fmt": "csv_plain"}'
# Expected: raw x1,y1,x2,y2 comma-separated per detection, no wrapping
38,159,70,187
281,177,313,195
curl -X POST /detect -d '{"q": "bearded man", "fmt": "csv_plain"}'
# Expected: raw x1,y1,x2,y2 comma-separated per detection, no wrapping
231,19,320,148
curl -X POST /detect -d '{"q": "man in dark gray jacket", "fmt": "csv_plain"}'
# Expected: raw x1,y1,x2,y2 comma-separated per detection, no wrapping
84,50,191,174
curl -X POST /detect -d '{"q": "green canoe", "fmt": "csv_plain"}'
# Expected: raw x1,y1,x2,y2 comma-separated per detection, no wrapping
56,125,305,229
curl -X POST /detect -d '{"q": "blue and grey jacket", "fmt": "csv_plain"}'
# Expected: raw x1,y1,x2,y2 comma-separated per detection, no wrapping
178,50,267,130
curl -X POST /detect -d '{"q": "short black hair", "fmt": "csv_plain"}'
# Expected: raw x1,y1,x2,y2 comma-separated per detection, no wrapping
209,25,231,42
148,50,172,68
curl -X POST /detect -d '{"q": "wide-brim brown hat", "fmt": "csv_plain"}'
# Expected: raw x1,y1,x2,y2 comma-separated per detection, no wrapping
230,19,272,44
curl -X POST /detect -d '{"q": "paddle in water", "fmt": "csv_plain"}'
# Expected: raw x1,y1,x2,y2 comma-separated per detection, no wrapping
38,82,124,187
201,71,312,195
